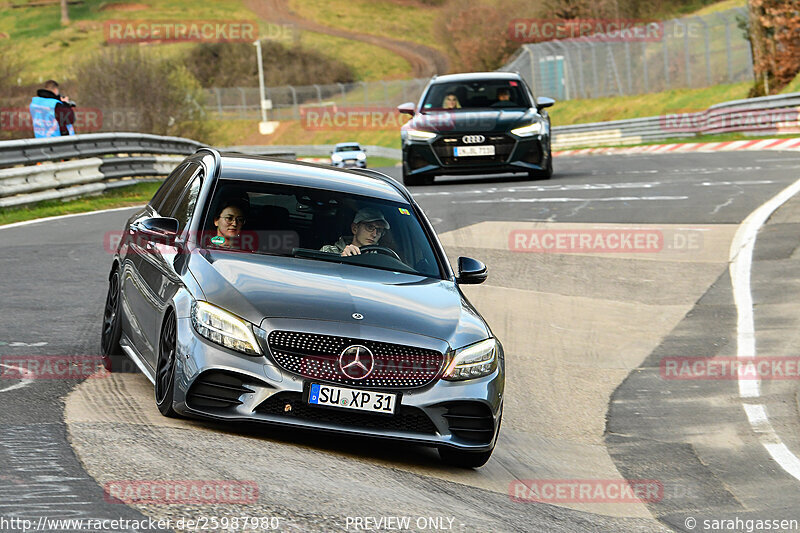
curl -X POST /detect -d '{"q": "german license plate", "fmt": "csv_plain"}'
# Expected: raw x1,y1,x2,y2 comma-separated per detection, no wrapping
308,383,397,414
455,145,495,157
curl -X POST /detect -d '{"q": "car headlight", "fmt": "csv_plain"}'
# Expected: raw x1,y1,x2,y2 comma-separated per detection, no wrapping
407,129,437,141
442,338,497,381
510,121,545,137
191,301,262,355
331,154,343,162
356,152,366,160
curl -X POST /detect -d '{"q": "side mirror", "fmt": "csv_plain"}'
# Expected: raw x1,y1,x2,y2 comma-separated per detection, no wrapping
536,96,555,110
397,102,416,116
456,256,487,285
137,217,179,245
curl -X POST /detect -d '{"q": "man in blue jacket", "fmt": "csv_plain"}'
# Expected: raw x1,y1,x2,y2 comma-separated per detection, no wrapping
29,80,76,138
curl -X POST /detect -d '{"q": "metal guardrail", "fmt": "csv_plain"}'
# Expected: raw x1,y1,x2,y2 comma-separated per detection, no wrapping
0,133,208,208
0,133,206,170
0,134,301,208
551,92,800,149
224,145,401,160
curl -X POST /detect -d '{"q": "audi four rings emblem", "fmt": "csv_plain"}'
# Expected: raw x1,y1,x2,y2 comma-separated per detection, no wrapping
462,135,485,144
338,345,375,380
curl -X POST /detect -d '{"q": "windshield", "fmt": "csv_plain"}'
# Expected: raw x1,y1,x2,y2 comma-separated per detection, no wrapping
421,79,532,112
335,144,361,152
200,179,441,278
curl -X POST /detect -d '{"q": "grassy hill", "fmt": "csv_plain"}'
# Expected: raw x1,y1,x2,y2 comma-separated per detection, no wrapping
0,0,414,84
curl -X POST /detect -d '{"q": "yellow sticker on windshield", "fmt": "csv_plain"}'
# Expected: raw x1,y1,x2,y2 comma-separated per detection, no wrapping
398,208,410,215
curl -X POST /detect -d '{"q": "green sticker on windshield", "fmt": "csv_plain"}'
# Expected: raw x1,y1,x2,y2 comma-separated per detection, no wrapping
211,236,225,245
398,208,410,215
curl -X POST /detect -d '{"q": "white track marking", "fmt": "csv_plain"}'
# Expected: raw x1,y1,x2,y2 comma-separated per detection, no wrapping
0,205,141,231
452,196,688,204
730,176,800,481
0,363,33,393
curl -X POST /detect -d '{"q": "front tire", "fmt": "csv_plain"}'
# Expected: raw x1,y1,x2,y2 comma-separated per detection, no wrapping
101,270,123,356
155,311,179,418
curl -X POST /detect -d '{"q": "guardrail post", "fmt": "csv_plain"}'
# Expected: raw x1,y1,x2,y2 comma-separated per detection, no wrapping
624,41,633,94
237,87,247,119
678,21,691,87
337,82,346,101
213,88,223,119
381,80,389,106
642,41,649,93
697,17,711,86
288,85,298,120
576,41,586,99
526,46,536,93
663,30,670,89
313,84,322,105
362,81,369,106
724,17,733,83
590,42,599,98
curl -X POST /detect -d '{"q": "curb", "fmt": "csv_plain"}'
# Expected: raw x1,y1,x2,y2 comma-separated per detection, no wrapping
554,137,800,157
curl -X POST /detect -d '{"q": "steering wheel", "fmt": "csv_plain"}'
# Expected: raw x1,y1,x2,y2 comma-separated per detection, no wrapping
360,245,401,261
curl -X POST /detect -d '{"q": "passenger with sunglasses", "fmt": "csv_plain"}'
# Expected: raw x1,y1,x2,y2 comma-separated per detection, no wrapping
321,208,391,257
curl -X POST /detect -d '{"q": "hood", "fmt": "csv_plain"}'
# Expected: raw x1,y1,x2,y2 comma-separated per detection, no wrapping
188,250,489,349
36,89,58,100
406,108,537,134
332,150,364,157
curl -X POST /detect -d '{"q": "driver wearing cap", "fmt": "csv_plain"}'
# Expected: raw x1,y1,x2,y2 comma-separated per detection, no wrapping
321,207,390,257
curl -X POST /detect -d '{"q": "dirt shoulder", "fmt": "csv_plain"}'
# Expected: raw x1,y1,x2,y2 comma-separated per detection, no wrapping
245,0,449,78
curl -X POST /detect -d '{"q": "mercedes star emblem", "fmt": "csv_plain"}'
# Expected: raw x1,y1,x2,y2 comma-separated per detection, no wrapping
338,345,375,380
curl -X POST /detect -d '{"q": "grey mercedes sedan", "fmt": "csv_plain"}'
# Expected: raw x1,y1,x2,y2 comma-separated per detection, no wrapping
101,148,504,467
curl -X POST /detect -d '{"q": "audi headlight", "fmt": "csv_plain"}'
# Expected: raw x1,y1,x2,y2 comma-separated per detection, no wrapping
443,338,498,381
191,301,262,355
357,152,366,160
407,129,437,141
510,121,545,137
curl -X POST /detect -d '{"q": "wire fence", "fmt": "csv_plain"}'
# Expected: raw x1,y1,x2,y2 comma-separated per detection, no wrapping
500,7,753,100
204,7,755,120
204,79,430,121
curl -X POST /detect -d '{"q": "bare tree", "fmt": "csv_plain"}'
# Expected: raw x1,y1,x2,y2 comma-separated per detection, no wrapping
61,0,70,25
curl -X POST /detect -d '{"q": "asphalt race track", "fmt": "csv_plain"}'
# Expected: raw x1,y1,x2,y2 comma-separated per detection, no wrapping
2,150,800,532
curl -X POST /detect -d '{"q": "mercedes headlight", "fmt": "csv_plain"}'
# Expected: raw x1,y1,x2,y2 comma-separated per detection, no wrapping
407,129,437,141
443,338,498,381
357,152,366,160
191,301,262,355
331,154,343,162
510,121,545,137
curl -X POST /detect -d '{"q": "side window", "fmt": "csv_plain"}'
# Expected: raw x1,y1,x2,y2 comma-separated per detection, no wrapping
149,163,187,212
157,163,200,217
170,173,203,233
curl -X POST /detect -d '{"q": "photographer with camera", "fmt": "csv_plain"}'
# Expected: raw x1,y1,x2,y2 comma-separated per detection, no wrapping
29,79,76,138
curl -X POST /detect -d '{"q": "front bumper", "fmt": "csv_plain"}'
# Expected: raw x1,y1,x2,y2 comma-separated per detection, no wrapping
332,159,366,168
171,318,504,452
403,133,549,177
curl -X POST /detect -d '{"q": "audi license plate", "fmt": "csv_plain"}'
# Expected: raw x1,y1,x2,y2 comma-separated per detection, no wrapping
308,383,397,414
455,145,495,157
